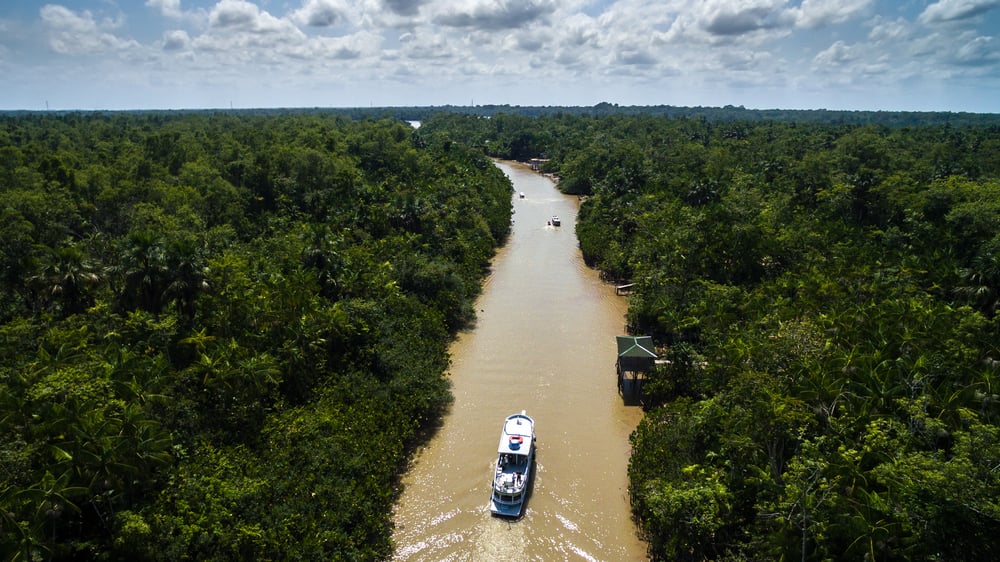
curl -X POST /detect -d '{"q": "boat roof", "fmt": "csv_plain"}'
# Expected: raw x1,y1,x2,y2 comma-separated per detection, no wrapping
497,412,534,455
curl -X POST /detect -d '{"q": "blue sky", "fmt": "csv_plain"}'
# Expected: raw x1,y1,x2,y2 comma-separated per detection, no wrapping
1,0,998,112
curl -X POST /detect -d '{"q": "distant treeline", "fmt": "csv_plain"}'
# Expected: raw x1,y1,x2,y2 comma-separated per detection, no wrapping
401,102,1000,127
0,112,511,560
5,101,999,128
419,111,1000,560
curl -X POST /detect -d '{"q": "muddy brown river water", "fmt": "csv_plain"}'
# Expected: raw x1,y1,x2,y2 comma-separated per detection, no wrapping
391,161,647,561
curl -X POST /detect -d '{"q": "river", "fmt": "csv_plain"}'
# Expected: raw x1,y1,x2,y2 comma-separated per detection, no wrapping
391,161,647,561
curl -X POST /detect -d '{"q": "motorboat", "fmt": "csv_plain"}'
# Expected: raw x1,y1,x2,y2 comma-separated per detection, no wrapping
490,411,535,517
519,191,525,198
550,216,561,226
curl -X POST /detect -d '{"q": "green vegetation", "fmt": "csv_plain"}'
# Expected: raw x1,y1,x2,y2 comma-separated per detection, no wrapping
421,112,1000,560
0,112,511,560
8,106,1000,561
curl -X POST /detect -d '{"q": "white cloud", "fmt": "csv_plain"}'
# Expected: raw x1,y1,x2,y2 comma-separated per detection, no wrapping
633,0,793,47
557,14,599,48
431,0,557,31
615,48,656,66
383,0,428,17
954,35,999,65
290,0,351,27
790,0,872,28
694,0,792,36
291,31,380,60
868,17,910,44
717,48,773,72
146,0,183,19
397,31,455,59
919,0,1000,25
813,40,859,67
0,0,995,111
40,4,139,55
209,0,260,28
207,0,304,36
499,30,542,52
162,29,191,50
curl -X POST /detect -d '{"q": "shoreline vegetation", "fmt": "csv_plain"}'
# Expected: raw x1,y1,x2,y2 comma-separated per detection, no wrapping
3,105,1000,560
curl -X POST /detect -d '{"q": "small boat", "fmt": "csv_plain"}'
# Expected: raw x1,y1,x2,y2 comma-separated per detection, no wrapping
519,191,525,198
551,216,561,226
490,411,535,517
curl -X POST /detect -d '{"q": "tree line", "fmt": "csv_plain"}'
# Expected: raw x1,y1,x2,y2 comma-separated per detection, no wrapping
0,112,512,559
10,102,1000,128
419,111,1000,560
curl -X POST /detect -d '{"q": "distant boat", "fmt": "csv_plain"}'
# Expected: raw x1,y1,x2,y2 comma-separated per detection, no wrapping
490,411,535,517
519,191,525,198
551,216,561,226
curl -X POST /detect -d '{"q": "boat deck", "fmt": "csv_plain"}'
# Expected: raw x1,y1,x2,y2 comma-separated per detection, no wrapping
495,453,529,492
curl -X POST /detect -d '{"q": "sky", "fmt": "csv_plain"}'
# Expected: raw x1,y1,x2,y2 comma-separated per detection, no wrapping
1,0,998,112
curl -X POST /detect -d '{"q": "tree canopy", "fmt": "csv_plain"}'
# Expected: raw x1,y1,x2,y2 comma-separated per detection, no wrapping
7,106,1000,560
420,111,1000,560
0,111,512,560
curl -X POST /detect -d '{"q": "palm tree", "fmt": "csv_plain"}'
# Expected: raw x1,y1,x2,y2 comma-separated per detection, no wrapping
956,249,1000,317
29,243,100,316
163,236,208,322
114,230,167,314
11,470,88,557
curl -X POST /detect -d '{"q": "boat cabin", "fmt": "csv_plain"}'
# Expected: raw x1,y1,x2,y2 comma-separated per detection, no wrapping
491,412,535,517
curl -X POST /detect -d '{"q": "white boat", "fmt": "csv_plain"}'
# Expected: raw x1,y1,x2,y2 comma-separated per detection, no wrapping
519,191,525,198
551,216,561,226
490,411,535,517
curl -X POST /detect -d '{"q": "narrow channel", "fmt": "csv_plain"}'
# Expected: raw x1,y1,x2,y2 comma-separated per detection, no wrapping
391,161,647,561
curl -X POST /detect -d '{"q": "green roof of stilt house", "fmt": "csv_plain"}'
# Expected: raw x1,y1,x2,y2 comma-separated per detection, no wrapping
616,335,657,372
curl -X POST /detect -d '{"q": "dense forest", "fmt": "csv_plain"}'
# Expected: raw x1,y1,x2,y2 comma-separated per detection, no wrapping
419,112,1000,560
0,112,512,559
6,106,1000,561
